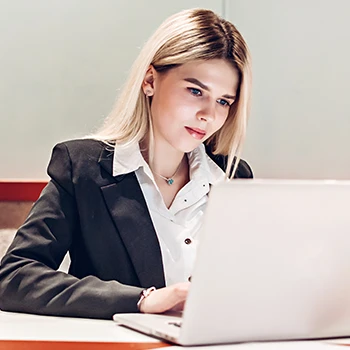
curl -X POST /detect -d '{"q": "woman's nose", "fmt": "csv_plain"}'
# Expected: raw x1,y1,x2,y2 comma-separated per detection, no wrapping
196,102,215,122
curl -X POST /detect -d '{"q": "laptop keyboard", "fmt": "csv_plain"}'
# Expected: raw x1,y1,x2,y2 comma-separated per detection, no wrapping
168,321,182,328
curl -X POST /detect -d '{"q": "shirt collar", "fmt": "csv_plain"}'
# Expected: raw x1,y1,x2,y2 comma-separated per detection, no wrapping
187,143,226,185
112,142,146,176
112,142,225,185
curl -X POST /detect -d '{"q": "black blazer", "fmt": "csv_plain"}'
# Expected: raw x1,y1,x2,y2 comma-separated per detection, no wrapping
0,139,253,319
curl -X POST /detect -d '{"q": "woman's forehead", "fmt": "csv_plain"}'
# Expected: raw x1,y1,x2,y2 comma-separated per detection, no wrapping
165,59,240,94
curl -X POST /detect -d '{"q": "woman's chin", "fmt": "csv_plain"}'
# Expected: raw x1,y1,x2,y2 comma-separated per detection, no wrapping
175,142,203,154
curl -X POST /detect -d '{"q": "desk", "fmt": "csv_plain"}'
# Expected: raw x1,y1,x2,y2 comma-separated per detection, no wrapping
1,311,350,350
0,311,168,349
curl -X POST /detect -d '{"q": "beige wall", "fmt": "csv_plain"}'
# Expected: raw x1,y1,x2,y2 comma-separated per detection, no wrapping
0,0,222,179
1,0,349,179
227,0,350,179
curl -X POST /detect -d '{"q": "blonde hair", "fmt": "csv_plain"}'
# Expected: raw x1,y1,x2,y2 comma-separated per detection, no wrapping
92,8,252,178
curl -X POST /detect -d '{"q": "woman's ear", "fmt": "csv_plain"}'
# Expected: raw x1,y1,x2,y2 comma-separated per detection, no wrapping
142,65,156,97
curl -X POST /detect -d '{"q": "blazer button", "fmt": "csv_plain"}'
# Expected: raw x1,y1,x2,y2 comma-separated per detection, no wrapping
184,238,192,245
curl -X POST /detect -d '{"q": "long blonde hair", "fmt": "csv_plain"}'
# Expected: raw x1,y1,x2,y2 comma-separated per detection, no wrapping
92,8,252,178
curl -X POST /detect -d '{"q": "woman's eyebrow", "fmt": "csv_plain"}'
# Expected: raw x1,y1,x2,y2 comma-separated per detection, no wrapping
184,77,209,91
183,77,236,100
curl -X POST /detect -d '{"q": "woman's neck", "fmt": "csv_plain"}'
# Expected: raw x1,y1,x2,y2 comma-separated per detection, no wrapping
140,139,186,180
140,138,190,208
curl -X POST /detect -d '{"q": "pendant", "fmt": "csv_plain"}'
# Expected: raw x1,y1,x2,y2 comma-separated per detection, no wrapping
167,178,174,185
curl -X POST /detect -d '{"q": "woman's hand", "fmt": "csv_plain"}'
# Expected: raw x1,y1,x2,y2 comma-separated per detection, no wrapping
139,282,190,314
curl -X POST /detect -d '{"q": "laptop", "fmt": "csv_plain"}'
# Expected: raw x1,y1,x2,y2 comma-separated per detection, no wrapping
113,180,350,346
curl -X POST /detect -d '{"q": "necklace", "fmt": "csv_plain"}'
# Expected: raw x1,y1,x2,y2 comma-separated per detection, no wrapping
153,161,182,185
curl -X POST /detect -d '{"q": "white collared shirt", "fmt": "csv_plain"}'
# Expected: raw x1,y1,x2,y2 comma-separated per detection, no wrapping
113,142,225,286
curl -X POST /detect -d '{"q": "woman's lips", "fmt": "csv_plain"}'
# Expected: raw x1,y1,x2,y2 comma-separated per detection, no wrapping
185,126,206,140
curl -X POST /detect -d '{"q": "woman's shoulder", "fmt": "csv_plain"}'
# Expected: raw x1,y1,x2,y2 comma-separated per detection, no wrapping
54,138,107,155
46,138,116,189
48,138,114,175
234,158,253,179
204,144,253,179
51,138,113,163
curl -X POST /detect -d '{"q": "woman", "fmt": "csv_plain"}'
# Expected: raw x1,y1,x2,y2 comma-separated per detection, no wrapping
0,8,253,319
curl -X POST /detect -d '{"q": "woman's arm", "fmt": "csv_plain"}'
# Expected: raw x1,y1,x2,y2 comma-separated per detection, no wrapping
0,143,189,319
0,144,144,319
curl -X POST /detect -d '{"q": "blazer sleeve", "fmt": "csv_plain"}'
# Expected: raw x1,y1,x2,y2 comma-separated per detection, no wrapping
0,143,143,319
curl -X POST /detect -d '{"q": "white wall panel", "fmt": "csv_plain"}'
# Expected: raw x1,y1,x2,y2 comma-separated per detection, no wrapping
0,0,222,178
226,0,350,179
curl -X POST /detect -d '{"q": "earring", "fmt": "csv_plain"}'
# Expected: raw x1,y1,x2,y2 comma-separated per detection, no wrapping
145,89,152,97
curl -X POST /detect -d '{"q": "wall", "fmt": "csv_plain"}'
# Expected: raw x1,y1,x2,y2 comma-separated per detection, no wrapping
0,0,222,179
227,0,350,179
1,0,349,179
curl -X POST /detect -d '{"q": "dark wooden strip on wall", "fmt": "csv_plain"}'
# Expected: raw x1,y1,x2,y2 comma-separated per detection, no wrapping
0,181,48,201
0,340,170,350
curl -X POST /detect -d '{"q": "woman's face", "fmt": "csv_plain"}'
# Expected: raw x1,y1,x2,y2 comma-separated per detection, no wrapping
143,59,240,153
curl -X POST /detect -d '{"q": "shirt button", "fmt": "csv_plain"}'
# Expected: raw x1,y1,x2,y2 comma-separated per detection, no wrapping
184,238,192,245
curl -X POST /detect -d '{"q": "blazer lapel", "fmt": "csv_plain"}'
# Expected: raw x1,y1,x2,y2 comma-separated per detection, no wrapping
98,148,165,289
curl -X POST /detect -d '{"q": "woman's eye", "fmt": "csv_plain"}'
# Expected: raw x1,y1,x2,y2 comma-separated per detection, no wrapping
188,88,202,96
217,99,231,107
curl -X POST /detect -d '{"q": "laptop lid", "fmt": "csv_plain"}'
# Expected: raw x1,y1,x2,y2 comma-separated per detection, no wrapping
178,180,350,345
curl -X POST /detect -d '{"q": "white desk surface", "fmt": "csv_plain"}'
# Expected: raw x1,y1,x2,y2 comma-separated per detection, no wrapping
0,310,155,343
1,310,350,349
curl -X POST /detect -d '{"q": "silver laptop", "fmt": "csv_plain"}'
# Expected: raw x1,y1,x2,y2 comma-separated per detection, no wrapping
114,180,350,346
